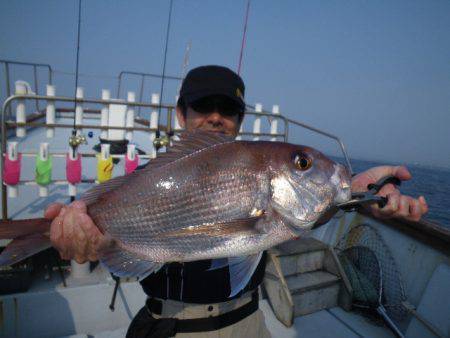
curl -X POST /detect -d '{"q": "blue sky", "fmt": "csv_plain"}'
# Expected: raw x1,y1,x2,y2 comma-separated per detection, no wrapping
1,0,449,167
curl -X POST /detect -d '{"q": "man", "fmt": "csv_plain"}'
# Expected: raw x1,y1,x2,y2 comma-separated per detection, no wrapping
45,65,428,337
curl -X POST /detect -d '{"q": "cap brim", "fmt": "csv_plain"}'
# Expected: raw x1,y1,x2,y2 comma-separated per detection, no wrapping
183,88,245,110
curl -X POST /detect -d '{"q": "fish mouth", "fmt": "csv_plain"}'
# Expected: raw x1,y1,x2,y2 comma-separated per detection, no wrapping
332,164,352,204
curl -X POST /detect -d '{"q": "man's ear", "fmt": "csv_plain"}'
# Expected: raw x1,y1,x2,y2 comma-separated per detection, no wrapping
176,106,186,128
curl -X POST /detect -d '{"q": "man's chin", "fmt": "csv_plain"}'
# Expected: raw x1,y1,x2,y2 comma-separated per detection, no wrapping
203,129,227,135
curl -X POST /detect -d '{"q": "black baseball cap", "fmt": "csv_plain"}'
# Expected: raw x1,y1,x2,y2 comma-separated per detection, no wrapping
178,65,246,111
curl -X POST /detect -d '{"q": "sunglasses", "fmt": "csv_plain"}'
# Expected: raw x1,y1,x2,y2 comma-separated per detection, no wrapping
190,96,244,117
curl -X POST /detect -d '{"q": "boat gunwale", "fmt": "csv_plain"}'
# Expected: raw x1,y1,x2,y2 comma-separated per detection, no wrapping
359,209,450,255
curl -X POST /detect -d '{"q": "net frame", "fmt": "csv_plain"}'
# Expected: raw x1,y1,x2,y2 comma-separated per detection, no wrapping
336,224,408,322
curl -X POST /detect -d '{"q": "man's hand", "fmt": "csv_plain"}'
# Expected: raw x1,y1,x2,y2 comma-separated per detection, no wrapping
45,201,106,263
351,165,428,222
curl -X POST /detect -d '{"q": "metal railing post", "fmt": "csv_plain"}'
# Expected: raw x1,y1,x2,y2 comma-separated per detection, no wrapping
33,65,40,112
1,60,53,119
5,63,11,120
138,75,145,117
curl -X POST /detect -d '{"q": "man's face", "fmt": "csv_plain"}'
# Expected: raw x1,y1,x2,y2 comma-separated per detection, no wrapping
176,95,242,137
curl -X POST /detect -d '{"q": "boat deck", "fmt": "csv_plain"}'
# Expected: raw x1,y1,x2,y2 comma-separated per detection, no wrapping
56,300,395,338
0,270,395,338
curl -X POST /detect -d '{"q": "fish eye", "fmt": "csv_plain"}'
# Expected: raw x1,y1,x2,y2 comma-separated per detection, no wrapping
294,153,312,171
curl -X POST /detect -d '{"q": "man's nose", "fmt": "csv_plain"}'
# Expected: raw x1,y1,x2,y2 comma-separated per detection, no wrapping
207,111,224,125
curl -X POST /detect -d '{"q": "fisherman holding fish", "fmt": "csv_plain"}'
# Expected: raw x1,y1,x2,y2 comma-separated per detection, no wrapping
42,65,428,337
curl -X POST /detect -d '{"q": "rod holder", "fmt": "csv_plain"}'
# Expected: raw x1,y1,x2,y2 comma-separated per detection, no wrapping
149,93,160,158
101,143,110,161
127,144,136,161
70,260,90,279
38,143,49,197
126,91,135,141
253,103,262,141
6,142,19,198
15,82,27,137
270,105,280,142
46,85,56,138
75,87,84,132
101,89,110,139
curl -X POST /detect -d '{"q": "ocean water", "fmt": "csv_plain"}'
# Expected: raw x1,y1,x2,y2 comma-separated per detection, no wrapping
342,158,450,228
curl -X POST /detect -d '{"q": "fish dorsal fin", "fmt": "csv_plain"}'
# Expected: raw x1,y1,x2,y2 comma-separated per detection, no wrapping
138,130,235,173
81,131,234,205
81,174,132,205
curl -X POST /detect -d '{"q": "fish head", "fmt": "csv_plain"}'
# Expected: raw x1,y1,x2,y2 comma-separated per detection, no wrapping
270,144,351,232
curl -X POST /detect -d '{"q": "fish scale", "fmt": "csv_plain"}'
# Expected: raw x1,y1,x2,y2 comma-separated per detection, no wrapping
91,162,261,242
99,186,258,243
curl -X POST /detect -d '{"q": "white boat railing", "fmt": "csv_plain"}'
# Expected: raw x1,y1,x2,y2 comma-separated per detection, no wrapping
0,58,354,222
1,92,354,222
0,59,53,118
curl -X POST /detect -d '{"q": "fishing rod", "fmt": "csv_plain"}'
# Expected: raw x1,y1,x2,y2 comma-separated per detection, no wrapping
237,0,251,75
68,0,87,157
68,0,86,202
154,0,174,149
177,40,192,95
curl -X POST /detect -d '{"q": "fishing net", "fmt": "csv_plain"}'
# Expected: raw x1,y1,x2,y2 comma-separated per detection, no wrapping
336,224,408,323
339,245,406,337
340,246,382,308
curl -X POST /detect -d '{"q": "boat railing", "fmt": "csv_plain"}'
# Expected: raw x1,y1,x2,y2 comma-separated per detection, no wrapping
245,103,353,174
1,92,354,221
0,59,53,118
116,70,183,117
0,59,352,170
1,61,183,120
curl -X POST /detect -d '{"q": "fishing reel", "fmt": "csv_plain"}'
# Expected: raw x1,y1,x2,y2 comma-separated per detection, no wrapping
153,135,170,149
69,133,88,148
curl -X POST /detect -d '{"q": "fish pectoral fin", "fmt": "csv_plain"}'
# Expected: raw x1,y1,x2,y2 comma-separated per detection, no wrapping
159,216,264,239
99,243,162,280
228,252,263,297
208,258,229,271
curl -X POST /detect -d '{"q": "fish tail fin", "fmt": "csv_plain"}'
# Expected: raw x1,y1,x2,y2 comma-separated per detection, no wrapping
0,233,52,266
0,218,51,239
